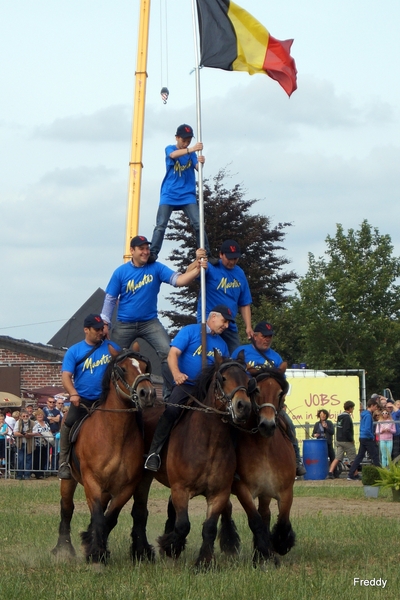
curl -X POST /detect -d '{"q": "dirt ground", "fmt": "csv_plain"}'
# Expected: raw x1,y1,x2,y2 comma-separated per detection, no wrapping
147,478,389,519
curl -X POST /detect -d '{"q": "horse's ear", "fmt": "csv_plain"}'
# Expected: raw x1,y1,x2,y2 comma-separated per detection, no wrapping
131,341,140,353
214,349,223,366
279,361,287,374
237,350,245,363
109,344,119,358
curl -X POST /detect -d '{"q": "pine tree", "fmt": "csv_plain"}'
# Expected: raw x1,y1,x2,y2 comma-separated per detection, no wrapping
161,168,296,335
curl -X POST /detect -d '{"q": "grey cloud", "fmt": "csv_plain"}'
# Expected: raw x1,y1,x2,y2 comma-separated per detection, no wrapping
33,105,131,142
39,165,118,187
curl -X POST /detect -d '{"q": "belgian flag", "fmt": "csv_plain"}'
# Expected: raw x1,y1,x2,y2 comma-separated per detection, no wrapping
196,0,297,97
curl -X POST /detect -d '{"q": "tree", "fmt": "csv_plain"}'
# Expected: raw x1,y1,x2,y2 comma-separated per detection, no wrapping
161,168,297,335
287,221,400,393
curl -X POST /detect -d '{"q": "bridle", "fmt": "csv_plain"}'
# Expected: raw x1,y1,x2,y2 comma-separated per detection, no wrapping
214,360,250,420
110,350,152,407
248,369,288,418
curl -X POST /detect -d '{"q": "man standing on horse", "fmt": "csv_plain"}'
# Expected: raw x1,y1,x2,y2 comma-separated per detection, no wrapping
144,305,234,471
100,235,205,403
231,321,306,477
192,241,254,354
58,314,120,479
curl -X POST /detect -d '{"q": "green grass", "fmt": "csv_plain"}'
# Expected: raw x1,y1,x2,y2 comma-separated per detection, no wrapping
0,479,399,600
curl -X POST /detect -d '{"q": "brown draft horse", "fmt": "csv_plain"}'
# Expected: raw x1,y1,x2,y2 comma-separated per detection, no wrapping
52,346,156,564
220,365,296,565
131,353,252,569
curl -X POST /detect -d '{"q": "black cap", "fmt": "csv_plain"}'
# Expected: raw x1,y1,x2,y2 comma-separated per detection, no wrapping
220,239,241,258
84,314,104,329
176,124,194,138
254,321,275,336
210,304,235,322
130,235,151,248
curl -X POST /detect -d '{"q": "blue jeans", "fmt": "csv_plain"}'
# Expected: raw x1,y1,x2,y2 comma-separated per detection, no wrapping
17,445,32,479
112,319,173,400
150,203,211,257
348,438,380,477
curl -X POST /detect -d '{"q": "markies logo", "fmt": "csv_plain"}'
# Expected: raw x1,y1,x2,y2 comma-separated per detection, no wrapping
82,354,112,373
126,274,154,294
216,277,241,293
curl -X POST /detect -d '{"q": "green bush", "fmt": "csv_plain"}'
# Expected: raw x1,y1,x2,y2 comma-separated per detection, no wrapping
374,457,400,491
361,464,380,485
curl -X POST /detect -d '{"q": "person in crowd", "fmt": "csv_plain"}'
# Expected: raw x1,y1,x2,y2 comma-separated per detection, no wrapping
347,398,380,481
25,404,36,421
13,409,34,480
58,314,121,479
148,123,216,264
192,241,253,354
312,409,335,465
101,235,205,402
327,401,358,480
55,398,65,413
391,400,400,459
0,413,8,475
144,305,232,472
375,409,396,468
32,409,54,479
42,397,62,472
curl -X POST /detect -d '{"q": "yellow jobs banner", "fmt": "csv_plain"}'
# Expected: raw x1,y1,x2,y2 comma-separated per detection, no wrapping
285,376,360,427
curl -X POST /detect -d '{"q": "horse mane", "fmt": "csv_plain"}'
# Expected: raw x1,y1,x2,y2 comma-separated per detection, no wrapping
192,355,246,401
251,365,289,395
98,357,115,406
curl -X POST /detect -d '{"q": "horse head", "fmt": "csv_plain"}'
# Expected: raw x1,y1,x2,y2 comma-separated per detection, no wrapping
107,345,157,409
248,365,288,437
213,351,252,424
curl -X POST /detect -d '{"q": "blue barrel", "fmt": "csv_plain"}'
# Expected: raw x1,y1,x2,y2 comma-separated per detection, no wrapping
302,439,329,480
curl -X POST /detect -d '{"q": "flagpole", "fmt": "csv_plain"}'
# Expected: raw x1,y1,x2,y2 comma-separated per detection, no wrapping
191,0,207,367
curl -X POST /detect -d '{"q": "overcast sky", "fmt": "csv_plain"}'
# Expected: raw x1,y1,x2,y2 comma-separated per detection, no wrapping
1,0,399,345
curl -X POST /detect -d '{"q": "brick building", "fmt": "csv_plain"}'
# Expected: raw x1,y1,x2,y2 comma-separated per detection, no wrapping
0,336,65,398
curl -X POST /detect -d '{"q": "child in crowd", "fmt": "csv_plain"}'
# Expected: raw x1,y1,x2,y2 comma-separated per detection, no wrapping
375,409,396,467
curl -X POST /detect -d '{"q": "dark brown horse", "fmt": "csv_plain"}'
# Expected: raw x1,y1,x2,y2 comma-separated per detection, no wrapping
52,346,156,564
220,365,296,565
131,353,252,569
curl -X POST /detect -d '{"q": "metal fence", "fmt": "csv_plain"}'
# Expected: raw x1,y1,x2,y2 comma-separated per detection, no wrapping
1,436,59,480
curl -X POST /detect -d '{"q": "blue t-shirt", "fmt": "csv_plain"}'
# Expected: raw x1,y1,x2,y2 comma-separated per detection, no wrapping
62,339,120,401
171,324,229,382
359,409,375,440
392,409,400,435
231,344,283,369
105,261,176,322
160,144,198,206
196,262,252,333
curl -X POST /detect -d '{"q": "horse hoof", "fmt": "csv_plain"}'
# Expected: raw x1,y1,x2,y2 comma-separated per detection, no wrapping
51,543,76,559
90,562,106,574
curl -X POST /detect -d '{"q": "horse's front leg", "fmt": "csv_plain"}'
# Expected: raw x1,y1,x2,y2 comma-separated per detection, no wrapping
81,483,110,564
130,471,156,562
233,481,277,566
157,486,190,559
271,488,296,555
51,478,78,557
195,490,232,570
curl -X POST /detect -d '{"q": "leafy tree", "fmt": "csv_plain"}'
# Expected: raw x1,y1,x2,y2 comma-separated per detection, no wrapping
287,221,400,393
161,168,296,336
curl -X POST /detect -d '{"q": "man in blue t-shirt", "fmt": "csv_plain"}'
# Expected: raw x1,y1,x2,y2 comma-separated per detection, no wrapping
194,240,253,354
148,123,215,263
101,235,205,403
347,397,380,480
58,314,120,479
232,321,287,370
144,304,233,472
